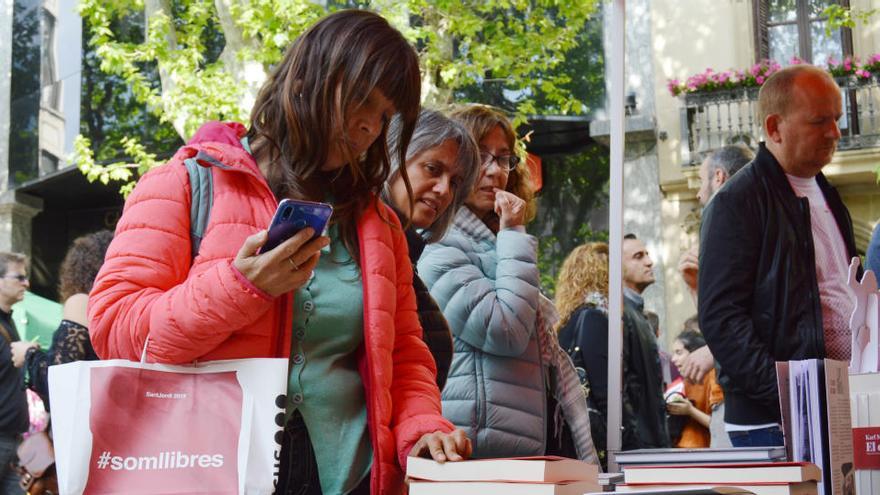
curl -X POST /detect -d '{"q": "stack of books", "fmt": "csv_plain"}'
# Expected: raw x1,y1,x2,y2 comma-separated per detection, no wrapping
776,359,853,494
850,371,880,494
613,461,820,495
612,446,787,469
405,456,600,495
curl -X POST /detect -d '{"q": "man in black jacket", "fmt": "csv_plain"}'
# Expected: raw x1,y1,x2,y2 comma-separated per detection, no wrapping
699,65,856,447
622,234,670,449
0,252,30,494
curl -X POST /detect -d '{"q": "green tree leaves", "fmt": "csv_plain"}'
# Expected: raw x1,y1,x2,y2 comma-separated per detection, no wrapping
74,0,600,197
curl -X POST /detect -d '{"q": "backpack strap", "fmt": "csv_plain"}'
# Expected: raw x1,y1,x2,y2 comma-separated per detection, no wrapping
183,138,252,259
184,154,215,260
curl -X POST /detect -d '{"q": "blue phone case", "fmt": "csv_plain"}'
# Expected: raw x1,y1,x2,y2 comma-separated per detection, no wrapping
260,199,333,254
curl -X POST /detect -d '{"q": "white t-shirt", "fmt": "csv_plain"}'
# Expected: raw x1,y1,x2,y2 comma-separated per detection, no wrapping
786,173,852,361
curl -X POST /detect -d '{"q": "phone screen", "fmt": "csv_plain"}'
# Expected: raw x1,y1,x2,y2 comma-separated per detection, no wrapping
259,199,333,254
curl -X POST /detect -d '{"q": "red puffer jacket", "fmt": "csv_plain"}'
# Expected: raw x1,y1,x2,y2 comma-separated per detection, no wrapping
88,121,453,493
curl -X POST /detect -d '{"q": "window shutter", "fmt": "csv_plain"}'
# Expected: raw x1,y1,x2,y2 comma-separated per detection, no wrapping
753,0,770,62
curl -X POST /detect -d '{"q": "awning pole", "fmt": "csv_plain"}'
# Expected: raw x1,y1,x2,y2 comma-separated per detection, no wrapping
606,0,625,473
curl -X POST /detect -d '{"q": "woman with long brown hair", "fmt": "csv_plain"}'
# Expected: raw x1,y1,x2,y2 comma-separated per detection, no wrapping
89,10,468,494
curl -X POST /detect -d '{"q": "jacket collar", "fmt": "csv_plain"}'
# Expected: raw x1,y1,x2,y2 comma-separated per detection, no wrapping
754,142,858,261
623,288,644,311
453,207,496,244
754,142,838,202
176,121,263,178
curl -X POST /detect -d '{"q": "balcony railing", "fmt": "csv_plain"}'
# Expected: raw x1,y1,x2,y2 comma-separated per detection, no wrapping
679,77,880,166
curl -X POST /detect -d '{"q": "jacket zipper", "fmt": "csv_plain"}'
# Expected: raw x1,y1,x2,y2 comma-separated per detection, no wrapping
798,198,824,358
475,351,485,450
535,325,547,455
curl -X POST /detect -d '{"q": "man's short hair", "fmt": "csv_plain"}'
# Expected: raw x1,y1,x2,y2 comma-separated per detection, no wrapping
706,144,754,178
0,252,27,277
624,233,637,240
757,64,837,129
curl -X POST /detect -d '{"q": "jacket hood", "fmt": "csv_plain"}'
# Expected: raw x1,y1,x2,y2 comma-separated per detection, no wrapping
187,121,247,147
175,121,263,179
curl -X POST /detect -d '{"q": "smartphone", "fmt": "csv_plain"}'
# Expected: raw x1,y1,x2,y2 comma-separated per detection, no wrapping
259,199,333,254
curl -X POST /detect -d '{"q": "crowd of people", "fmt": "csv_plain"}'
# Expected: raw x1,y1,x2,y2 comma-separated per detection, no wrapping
0,8,863,495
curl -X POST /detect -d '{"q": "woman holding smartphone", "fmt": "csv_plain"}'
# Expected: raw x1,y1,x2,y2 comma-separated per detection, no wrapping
89,10,469,494
381,109,480,391
417,104,598,463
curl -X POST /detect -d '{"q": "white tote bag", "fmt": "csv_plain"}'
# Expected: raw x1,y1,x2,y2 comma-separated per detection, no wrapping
48,357,288,495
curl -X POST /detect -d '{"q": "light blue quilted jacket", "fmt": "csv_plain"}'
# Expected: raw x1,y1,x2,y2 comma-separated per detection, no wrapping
417,207,546,458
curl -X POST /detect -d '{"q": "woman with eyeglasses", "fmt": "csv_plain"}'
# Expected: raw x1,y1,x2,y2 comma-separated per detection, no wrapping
418,104,599,464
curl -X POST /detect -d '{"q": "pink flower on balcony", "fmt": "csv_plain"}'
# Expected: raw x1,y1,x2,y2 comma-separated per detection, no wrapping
789,56,805,65
756,75,765,85
667,79,683,96
856,69,871,79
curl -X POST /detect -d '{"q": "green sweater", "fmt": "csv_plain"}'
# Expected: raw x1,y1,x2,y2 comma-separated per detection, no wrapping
288,226,371,493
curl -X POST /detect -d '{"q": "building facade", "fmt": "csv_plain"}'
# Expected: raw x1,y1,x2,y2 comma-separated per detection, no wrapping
626,0,880,344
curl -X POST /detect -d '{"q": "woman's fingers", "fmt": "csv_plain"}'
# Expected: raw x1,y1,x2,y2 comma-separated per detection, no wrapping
441,430,471,461
408,431,472,464
264,228,315,264
235,230,268,261
453,429,472,459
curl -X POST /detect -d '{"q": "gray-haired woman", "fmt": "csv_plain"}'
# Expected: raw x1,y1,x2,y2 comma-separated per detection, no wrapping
382,108,480,390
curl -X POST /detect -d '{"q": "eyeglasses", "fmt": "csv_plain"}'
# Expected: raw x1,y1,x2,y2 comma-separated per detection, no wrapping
3,275,27,282
479,151,520,171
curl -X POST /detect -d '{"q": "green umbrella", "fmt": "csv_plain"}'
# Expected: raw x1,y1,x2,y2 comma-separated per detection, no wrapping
12,291,62,347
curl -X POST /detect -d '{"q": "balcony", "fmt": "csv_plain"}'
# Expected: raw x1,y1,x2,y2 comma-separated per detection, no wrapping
679,77,880,166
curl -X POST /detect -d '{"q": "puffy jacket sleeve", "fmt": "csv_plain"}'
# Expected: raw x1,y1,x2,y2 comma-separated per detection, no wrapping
698,188,778,408
386,220,454,470
417,228,539,357
88,162,275,363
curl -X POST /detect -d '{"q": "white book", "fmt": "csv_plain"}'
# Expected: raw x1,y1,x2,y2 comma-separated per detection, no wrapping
623,462,820,485
406,456,598,483
613,447,786,466
615,481,818,495
409,480,600,495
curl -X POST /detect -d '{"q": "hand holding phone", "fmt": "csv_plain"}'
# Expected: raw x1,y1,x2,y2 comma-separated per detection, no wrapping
233,200,332,297
259,199,333,254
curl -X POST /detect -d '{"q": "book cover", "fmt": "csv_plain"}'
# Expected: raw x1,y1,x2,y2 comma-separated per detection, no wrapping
777,361,792,462
822,359,853,495
406,456,598,483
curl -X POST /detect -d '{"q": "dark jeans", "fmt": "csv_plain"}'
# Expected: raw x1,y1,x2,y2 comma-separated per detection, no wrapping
727,425,784,447
0,434,23,495
275,411,370,495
